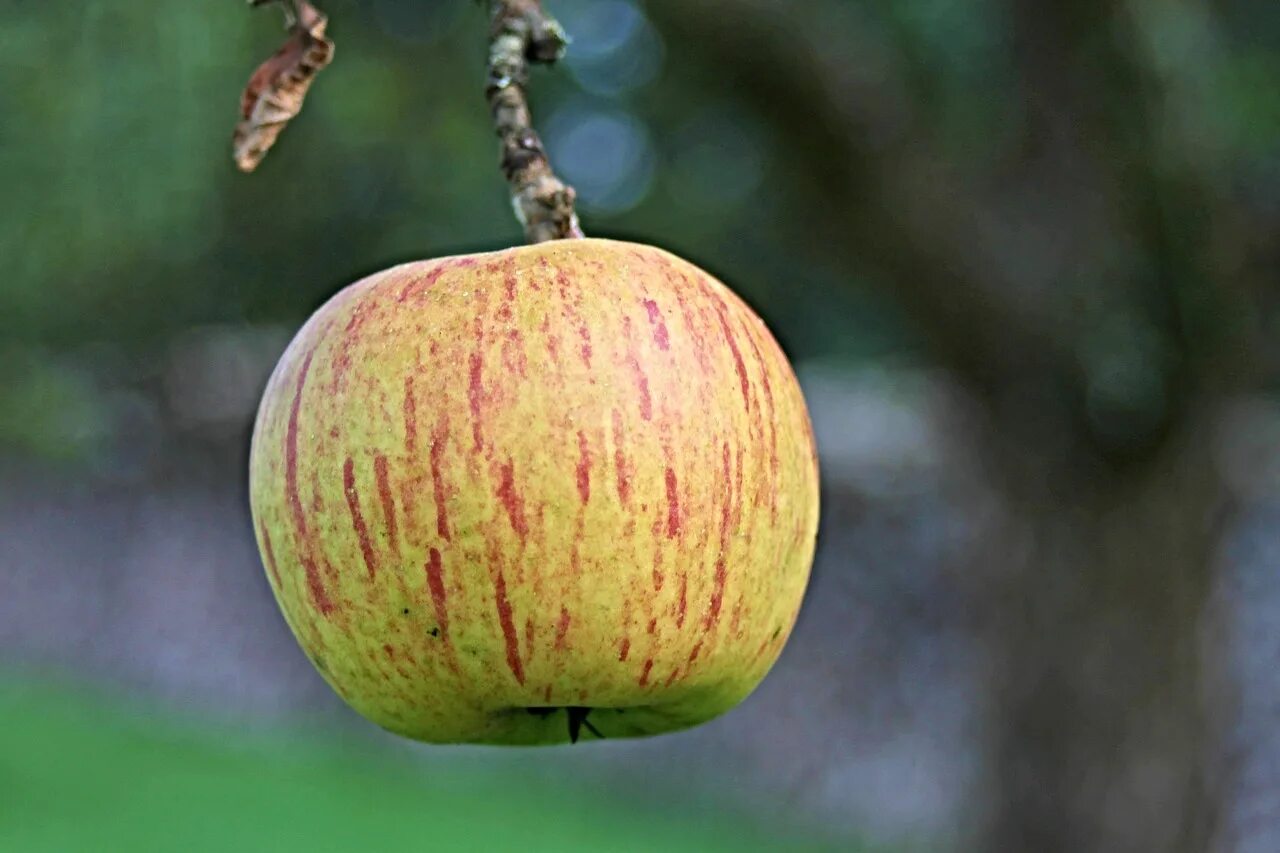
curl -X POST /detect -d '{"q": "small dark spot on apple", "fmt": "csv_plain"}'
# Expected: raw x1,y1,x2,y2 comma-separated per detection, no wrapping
428,627,440,638
402,608,410,615
772,626,782,639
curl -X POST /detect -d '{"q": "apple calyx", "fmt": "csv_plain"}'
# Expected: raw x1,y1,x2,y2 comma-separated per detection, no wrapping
525,706,605,743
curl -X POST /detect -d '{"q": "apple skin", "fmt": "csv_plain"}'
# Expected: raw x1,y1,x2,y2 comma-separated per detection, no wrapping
249,238,819,744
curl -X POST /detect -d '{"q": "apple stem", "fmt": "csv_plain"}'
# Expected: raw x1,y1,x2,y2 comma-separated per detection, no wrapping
487,1,585,244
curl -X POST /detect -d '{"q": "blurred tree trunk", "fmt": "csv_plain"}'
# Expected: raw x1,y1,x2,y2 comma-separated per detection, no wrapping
975,419,1226,851
969,2,1244,846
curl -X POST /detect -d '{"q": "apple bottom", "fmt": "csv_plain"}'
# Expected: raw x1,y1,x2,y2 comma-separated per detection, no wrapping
358,698,754,747
388,698,744,746
311,648,760,745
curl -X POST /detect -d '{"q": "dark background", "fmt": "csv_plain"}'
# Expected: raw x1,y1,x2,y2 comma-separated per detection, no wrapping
2,1,1278,850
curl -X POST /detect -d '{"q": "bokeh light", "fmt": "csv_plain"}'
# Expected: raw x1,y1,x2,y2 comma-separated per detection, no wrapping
545,102,656,213
557,0,666,97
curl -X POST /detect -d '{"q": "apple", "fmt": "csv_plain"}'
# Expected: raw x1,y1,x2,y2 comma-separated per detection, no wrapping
249,238,819,744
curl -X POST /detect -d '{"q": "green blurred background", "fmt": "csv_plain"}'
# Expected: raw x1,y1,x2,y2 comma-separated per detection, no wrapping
2,1,1278,851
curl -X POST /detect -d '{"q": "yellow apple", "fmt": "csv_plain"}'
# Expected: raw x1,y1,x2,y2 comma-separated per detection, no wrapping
249,238,819,744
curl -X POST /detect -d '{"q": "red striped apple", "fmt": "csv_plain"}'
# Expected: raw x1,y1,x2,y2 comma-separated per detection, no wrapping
249,238,819,744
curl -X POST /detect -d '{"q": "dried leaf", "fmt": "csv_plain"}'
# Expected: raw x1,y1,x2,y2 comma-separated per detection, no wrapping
233,1,334,173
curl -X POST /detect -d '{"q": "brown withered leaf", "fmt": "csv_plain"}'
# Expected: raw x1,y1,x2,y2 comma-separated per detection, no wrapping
234,1,334,173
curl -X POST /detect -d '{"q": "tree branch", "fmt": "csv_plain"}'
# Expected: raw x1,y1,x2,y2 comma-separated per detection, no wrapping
487,0,584,243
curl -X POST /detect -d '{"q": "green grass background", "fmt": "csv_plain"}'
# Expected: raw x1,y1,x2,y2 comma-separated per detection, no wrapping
0,678,853,852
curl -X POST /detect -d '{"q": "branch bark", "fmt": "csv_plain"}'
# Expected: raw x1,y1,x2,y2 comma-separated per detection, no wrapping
487,0,584,243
